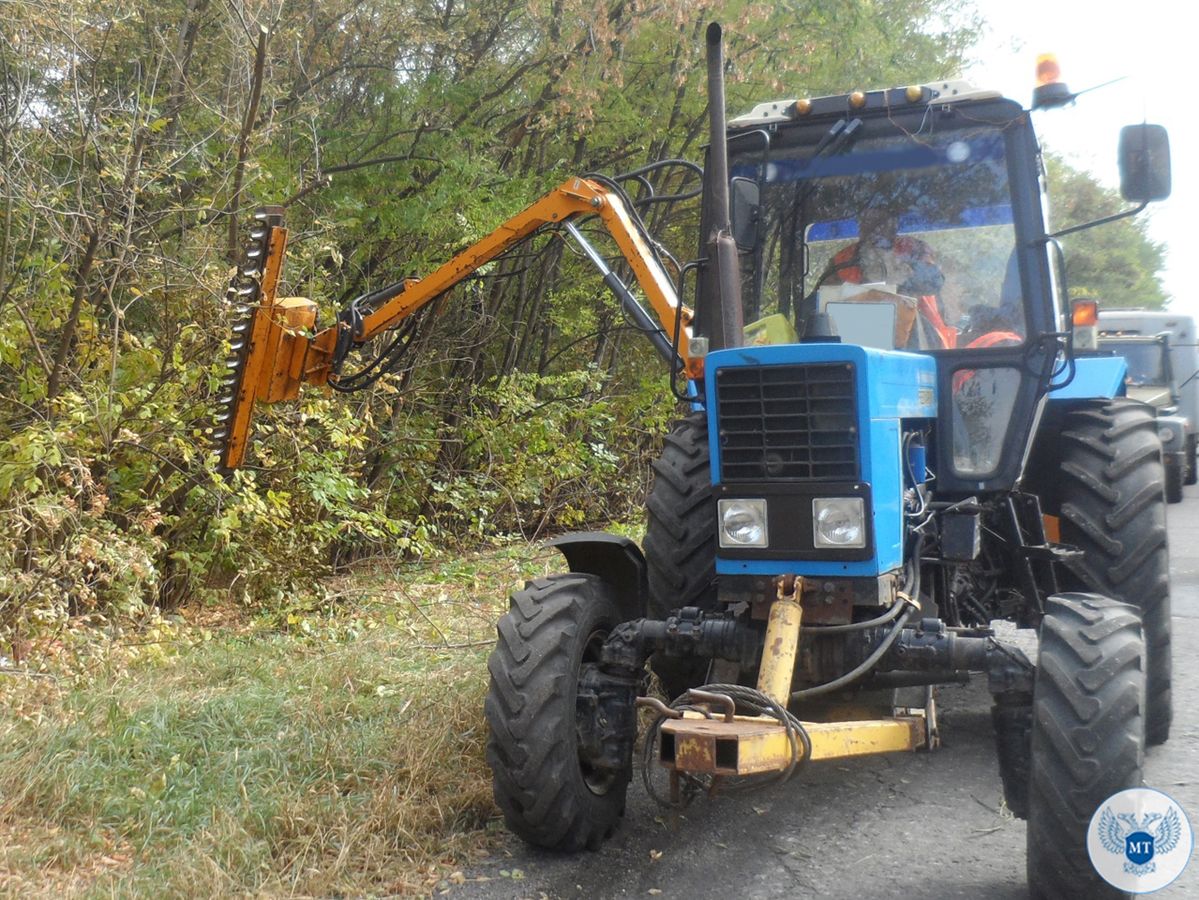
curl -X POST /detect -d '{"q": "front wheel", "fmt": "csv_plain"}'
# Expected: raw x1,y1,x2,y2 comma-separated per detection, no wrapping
1185,434,1197,486
1026,594,1144,900
484,574,631,851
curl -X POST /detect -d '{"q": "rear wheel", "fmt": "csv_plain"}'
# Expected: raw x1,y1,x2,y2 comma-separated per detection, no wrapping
484,575,630,851
1053,399,1171,745
1026,594,1144,900
643,413,718,698
1185,434,1197,486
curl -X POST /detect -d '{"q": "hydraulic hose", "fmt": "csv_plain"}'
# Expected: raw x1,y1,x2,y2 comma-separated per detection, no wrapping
791,534,925,702
789,600,919,701
805,597,909,634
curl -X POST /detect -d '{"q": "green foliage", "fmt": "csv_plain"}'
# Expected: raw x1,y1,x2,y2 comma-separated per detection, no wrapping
1045,155,1169,307
438,368,672,537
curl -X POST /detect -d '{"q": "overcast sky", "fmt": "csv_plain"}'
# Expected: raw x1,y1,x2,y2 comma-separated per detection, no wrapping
962,0,1190,316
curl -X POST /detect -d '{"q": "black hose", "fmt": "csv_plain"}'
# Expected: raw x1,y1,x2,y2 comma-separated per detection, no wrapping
805,599,907,634
789,602,919,701
792,534,924,701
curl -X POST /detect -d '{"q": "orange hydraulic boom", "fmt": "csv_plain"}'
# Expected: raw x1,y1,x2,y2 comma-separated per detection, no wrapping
214,177,698,470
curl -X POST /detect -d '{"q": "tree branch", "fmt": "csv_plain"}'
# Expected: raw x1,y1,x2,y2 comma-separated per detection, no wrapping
225,24,269,262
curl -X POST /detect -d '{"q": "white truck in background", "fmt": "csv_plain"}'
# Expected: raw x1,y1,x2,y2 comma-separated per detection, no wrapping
1098,309,1199,501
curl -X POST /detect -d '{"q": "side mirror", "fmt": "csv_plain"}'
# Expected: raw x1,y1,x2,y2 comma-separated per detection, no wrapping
1118,124,1171,203
730,177,760,251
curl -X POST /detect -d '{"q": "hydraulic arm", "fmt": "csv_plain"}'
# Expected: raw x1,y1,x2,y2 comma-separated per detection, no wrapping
214,177,698,470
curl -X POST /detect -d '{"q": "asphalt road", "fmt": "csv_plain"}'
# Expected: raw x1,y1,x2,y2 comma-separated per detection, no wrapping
457,493,1199,899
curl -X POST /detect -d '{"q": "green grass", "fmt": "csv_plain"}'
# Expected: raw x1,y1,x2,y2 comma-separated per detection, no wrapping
0,542,562,897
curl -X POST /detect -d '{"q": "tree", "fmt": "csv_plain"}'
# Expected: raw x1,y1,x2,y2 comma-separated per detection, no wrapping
1046,155,1168,308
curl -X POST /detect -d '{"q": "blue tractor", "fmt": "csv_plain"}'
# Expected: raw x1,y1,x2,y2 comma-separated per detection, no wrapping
482,25,1174,900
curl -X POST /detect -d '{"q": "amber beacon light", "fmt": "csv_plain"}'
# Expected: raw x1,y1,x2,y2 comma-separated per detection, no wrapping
1032,53,1073,109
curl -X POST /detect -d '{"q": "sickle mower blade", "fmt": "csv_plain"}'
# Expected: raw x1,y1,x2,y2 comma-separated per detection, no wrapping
212,207,288,471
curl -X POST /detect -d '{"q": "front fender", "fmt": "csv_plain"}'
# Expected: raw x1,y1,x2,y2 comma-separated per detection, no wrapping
1047,355,1127,402
546,532,648,621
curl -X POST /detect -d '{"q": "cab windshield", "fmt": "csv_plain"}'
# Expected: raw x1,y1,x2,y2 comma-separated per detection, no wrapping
732,124,1023,353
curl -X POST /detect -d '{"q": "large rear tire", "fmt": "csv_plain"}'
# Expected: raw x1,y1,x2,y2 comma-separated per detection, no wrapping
1053,399,1172,745
643,413,718,698
1184,434,1197,486
484,574,630,851
1026,594,1144,900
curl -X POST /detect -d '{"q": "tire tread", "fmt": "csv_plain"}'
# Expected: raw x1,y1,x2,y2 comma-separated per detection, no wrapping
1053,399,1172,745
484,575,629,851
1027,593,1144,900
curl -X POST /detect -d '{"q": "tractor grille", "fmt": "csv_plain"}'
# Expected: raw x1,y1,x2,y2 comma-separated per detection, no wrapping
715,363,859,482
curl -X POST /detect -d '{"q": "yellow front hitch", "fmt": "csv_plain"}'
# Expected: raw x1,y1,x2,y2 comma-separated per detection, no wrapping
654,576,925,781
660,714,925,776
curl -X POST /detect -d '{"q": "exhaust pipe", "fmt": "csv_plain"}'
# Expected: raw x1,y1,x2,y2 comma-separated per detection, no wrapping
705,22,744,350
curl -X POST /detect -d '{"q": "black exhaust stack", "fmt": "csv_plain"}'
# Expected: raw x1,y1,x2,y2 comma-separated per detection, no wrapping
705,22,744,351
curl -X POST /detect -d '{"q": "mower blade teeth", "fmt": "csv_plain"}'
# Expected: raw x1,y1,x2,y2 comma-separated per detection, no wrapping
213,210,287,469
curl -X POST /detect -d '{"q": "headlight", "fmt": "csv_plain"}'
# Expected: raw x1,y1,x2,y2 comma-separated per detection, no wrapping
812,497,866,549
718,499,768,548
1158,424,1177,444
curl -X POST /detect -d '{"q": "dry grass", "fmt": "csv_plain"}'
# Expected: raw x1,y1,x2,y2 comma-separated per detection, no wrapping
0,541,565,897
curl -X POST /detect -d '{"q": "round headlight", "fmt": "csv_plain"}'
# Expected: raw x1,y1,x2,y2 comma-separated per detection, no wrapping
813,497,866,549
718,499,768,548
1158,424,1177,444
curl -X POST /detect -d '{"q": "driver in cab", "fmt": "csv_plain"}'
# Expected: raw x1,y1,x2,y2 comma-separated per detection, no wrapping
820,206,957,349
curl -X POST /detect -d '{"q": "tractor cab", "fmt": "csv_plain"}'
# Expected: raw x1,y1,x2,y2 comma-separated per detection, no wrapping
709,82,1059,497
693,78,1169,510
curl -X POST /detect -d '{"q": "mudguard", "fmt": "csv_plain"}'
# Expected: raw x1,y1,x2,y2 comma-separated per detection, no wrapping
1047,355,1127,402
546,532,648,621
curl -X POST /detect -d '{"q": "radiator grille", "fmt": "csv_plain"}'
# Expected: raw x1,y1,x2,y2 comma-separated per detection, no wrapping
715,363,858,481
